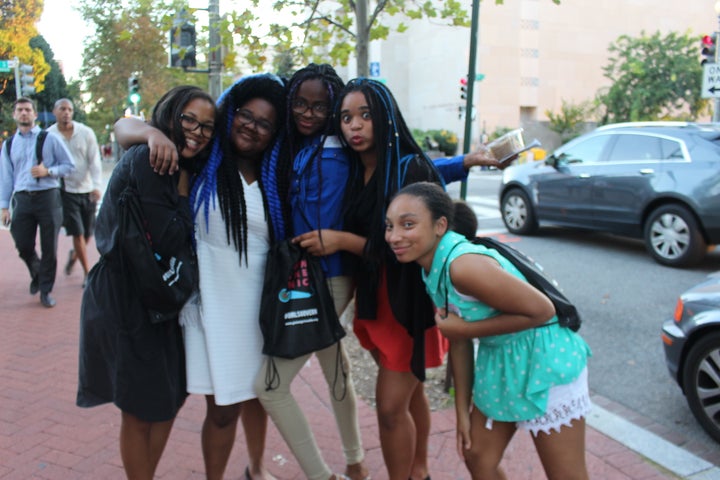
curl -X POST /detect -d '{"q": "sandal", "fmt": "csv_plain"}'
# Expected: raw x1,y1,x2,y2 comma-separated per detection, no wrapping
340,474,371,480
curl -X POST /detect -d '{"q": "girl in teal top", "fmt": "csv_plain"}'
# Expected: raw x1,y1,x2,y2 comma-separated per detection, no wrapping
384,181,592,480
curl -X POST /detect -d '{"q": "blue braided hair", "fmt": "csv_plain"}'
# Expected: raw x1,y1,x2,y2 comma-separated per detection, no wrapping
334,77,443,262
190,73,286,264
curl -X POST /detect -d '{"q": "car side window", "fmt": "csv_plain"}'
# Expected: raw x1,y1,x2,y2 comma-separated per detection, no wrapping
558,135,612,164
659,138,685,160
610,134,662,161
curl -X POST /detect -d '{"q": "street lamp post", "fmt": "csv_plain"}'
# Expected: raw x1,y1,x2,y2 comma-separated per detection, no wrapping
714,1,720,122
208,0,221,99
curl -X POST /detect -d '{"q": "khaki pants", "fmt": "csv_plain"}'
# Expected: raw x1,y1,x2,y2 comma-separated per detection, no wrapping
254,276,364,480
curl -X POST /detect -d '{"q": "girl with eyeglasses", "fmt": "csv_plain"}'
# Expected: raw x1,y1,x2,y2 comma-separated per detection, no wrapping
255,63,371,480
185,74,286,480
114,75,286,480
78,86,215,479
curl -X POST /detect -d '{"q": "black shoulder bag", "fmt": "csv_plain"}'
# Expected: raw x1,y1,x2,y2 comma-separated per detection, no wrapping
444,237,581,332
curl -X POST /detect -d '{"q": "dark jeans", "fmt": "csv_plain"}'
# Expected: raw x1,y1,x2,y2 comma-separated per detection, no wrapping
10,189,63,294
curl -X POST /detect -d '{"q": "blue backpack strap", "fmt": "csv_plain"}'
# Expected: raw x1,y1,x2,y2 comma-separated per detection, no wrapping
3,134,14,159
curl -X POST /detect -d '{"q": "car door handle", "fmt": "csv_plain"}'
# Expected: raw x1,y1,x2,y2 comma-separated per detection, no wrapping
639,168,655,175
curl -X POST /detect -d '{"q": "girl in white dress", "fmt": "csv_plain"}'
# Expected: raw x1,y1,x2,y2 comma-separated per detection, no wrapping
184,74,286,480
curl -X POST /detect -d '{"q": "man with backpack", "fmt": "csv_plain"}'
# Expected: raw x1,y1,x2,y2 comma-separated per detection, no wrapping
0,97,75,308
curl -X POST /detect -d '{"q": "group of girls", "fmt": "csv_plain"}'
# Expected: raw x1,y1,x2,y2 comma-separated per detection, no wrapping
77,64,592,480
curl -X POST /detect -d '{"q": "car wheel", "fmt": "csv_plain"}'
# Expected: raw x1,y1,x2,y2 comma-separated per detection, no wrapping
644,205,706,267
682,332,720,443
501,189,538,235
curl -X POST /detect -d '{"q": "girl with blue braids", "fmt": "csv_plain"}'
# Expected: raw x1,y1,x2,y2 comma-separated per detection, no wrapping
293,78,467,480
184,74,285,480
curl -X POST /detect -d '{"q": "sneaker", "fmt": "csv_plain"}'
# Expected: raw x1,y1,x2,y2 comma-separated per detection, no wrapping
64,249,76,276
40,292,56,308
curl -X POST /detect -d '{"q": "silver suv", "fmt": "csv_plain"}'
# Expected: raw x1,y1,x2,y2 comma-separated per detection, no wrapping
499,122,720,267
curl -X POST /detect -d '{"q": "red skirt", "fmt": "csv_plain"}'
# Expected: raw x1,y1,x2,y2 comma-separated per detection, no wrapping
353,269,448,372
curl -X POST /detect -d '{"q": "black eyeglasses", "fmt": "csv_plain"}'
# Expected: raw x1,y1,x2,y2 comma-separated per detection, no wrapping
234,108,275,136
179,113,214,139
291,99,330,118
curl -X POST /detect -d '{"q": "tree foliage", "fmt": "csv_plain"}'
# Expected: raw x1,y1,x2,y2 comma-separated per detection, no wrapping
243,0,472,77
596,31,708,123
0,0,50,133
232,0,560,77
0,0,50,94
77,0,182,120
545,99,595,142
30,36,71,120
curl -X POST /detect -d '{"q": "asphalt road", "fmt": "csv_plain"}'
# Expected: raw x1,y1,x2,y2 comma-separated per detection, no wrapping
449,168,720,465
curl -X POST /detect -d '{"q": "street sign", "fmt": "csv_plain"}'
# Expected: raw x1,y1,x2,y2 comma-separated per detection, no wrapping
370,61,380,77
702,63,720,98
0,59,13,73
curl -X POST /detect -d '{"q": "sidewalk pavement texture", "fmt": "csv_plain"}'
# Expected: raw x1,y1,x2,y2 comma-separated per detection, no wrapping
0,227,715,480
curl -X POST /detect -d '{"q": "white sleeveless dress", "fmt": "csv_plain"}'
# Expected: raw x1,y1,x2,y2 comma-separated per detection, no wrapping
182,174,269,405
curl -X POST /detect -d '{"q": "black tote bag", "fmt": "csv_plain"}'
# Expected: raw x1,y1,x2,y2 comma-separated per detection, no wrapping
259,239,346,359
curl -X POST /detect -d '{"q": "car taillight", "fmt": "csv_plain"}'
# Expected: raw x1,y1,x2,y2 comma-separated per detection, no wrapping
673,298,684,323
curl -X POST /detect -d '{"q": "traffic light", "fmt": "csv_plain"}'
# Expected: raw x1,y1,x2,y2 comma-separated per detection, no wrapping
460,77,468,100
702,33,717,66
128,75,141,104
169,10,197,69
19,64,35,96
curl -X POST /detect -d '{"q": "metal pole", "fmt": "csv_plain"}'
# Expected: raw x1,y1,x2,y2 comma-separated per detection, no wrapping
13,56,20,99
208,0,222,99
459,0,480,200
715,14,720,122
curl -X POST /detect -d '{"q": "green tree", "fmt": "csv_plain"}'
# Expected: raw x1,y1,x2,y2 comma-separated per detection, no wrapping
545,99,595,142
0,0,50,93
253,0,559,77
31,36,71,121
77,0,180,120
596,31,708,123
0,0,50,132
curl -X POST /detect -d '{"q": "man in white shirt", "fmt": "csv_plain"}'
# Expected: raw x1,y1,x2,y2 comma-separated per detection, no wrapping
48,98,102,287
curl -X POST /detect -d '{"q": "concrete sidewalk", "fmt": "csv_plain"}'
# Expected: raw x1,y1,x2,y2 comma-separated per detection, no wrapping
0,228,708,479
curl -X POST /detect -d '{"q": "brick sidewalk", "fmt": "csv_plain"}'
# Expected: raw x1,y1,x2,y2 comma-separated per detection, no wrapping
0,229,679,479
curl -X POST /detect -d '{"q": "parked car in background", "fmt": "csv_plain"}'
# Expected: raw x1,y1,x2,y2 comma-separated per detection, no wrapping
499,122,720,267
662,272,720,443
